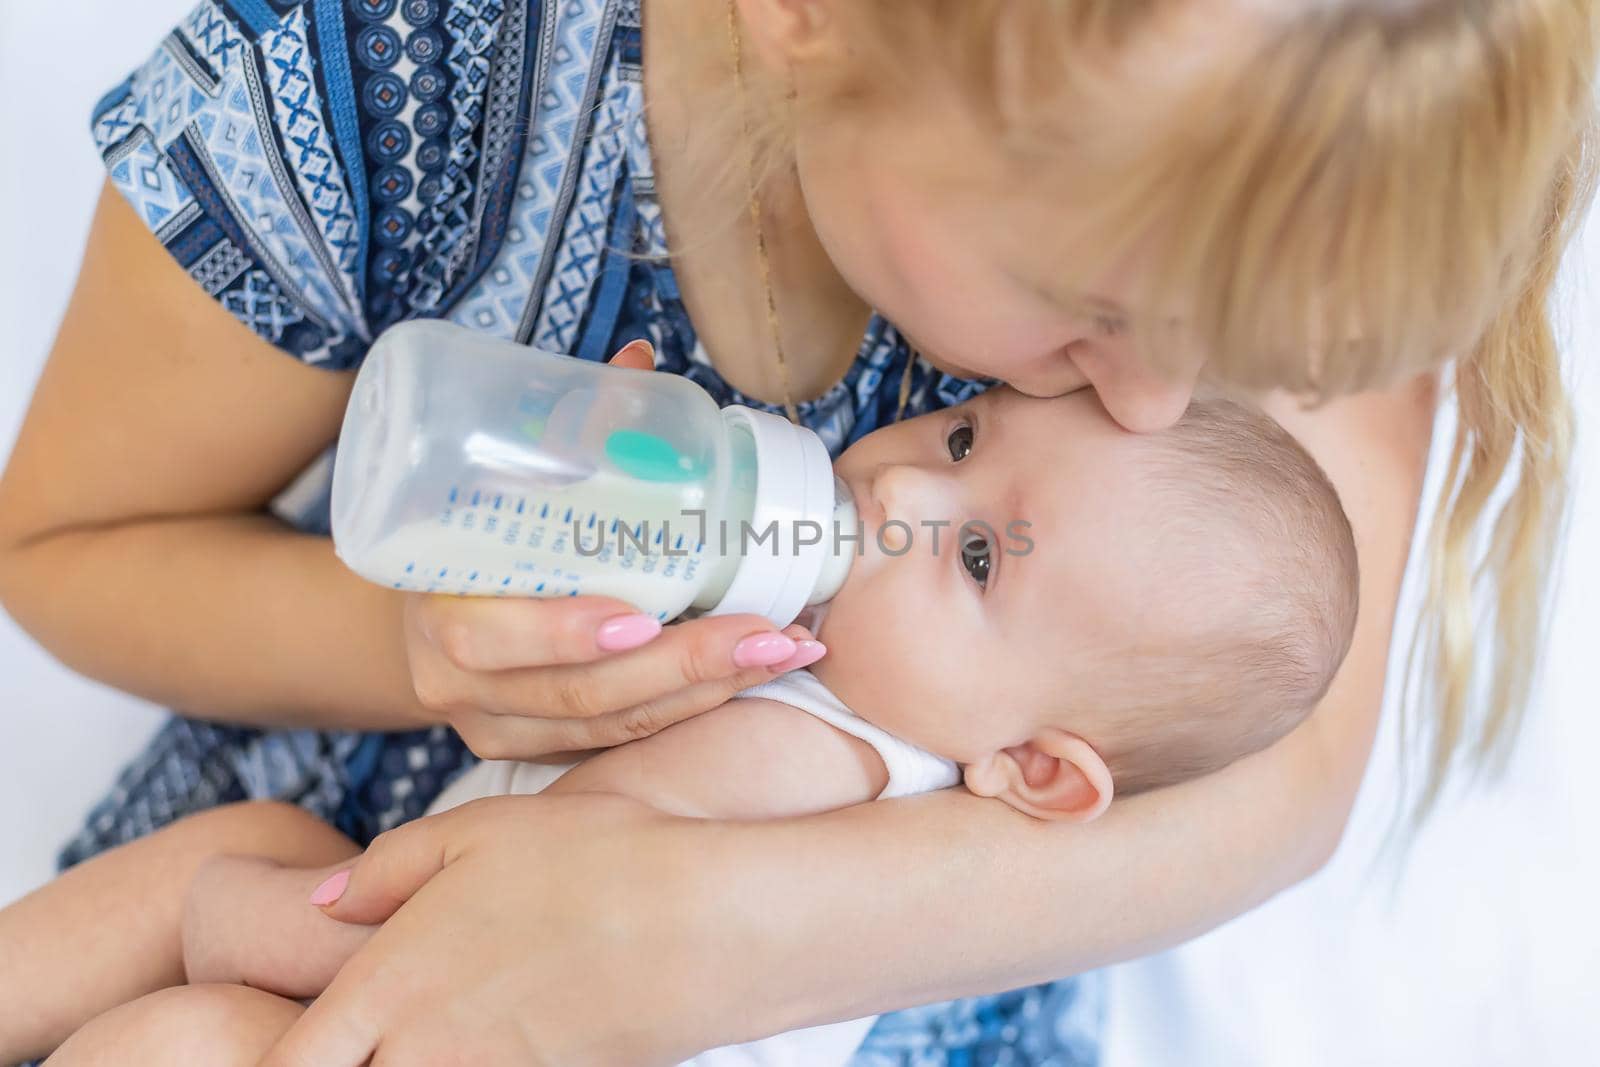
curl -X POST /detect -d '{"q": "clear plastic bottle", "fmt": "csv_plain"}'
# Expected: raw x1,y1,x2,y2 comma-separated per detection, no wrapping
330,320,857,626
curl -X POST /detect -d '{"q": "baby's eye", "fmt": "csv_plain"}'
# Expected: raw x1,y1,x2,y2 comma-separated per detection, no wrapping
960,530,992,589
946,423,974,462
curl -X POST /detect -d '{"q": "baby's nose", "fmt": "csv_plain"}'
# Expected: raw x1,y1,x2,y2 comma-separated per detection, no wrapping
874,464,957,529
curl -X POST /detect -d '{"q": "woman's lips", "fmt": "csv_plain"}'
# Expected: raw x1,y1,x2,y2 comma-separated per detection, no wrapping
905,338,981,381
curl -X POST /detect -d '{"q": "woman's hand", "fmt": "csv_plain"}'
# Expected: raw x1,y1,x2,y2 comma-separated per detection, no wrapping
402,593,819,758
260,794,732,1067
401,340,825,759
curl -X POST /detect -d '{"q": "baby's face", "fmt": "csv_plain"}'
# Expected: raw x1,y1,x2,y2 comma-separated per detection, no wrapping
811,388,1195,763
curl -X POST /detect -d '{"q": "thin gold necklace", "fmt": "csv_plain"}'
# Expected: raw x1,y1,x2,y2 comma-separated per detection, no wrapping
724,2,917,426
726,1,801,424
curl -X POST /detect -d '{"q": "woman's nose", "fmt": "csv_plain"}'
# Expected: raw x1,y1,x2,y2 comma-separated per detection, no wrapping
1071,341,1202,434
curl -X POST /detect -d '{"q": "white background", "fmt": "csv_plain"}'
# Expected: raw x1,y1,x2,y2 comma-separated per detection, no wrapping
1,2,1596,1063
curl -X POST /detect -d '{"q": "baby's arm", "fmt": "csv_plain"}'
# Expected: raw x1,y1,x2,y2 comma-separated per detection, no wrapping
541,696,890,819
0,801,355,1065
179,854,370,998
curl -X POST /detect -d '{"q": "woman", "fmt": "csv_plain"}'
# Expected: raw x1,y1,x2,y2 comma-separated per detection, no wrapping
0,0,1592,1063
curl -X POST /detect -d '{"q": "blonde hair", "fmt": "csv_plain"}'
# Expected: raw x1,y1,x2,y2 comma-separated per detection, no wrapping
717,0,1596,815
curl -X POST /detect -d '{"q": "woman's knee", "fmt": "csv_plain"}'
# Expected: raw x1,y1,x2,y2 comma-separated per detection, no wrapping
45,983,303,1067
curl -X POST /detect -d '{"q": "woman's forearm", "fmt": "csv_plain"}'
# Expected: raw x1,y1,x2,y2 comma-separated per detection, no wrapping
686,713,1356,1040
0,512,428,731
0,186,430,732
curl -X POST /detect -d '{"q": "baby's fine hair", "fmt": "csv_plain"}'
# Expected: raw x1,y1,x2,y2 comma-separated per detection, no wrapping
1093,396,1359,795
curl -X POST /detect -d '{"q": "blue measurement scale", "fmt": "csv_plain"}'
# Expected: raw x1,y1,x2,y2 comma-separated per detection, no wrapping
395,424,708,618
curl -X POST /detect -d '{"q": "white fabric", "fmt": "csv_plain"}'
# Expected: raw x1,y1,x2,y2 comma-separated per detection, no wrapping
429,669,956,1067
428,670,960,816
738,670,962,799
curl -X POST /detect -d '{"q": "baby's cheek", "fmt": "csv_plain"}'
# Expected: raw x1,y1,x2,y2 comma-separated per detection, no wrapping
810,578,902,688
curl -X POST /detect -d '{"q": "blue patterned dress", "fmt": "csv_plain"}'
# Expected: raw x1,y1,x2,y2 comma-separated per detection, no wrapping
75,2,1103,1062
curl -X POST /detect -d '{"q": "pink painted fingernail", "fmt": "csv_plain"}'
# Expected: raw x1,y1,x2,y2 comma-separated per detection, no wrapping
310,870,351,907
733,632,798,668
771,640,826,673
596,613,662,652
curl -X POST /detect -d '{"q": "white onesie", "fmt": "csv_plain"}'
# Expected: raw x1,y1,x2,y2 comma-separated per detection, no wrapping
425,668,960,1067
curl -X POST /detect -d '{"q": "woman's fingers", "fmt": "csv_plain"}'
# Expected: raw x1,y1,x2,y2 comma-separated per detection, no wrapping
410,593,656,673
313,817,451,928
459,626,823,753
461,613,805,720
404,587,814,757
543,623,824,742
489,639,825,755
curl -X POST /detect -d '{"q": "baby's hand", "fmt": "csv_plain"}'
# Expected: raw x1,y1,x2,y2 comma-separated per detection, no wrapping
183,855,373,999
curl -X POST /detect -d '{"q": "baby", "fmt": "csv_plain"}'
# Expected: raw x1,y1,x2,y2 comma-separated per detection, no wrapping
0,386,1357,1066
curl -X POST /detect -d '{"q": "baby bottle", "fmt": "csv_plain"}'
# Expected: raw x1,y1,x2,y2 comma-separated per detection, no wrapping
330,320,857,626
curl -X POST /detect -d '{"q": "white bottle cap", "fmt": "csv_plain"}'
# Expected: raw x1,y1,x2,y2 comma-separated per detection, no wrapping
707,406,848,627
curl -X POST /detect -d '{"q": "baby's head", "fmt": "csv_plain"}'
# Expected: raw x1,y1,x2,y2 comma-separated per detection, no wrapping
813,386,1357,820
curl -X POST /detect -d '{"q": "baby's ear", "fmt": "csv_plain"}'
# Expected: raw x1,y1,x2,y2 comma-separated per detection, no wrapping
963,728,1113,822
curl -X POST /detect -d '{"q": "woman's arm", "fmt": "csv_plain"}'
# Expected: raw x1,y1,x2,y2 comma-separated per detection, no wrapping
0,183,427,729
265,374,1436,1064
0,186,810,738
